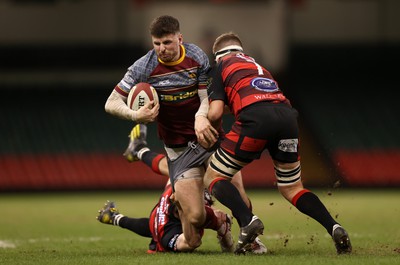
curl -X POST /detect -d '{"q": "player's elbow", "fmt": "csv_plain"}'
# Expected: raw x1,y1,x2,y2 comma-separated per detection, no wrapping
104,99,112,114
207,111,222,124
207,114,216,123
104,91,119,115
208,100,224,123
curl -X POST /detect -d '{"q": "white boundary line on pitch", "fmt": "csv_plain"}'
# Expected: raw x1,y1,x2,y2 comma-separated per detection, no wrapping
2,233,368,249
0,240,16,249
0,237,102,249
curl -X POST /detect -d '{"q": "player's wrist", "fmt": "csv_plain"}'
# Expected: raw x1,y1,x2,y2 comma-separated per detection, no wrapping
195,113,207,118
131,110,138,121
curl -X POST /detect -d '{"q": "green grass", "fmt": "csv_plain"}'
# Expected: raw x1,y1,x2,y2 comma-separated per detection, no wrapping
1,189,399,265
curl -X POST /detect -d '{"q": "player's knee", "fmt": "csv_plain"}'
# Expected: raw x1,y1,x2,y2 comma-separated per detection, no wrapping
275,162,301,187
188,211,205,228
278,181,304,201
187,236,202,249
207,149,248,184
172,233,201,252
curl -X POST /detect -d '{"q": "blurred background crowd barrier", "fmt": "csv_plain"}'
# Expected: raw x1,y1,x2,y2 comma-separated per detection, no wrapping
1,0,399,191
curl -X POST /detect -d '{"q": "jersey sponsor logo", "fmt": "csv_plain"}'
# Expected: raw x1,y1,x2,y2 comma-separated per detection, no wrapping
278,139,298,153
253,93,286,101
168,234,180,250
251,77,279,92
157,195,170,225
160,90,198,102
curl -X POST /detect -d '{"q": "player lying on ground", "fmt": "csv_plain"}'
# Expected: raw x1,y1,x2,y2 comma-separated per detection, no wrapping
123,124,267,254
97,180,234,253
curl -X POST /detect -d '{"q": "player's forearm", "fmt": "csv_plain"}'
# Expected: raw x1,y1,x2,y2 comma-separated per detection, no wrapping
207,100,224,128
105,90,137,121
195,89,209,118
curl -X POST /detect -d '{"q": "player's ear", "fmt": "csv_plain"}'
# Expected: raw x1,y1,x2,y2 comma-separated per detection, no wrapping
178,33,183,44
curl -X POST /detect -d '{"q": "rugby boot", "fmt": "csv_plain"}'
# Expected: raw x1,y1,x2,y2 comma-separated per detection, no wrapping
97,200,120,225
123,124,149,162
245,236,267,254
332,224,352,254
234,215,264,254
217,214,235,253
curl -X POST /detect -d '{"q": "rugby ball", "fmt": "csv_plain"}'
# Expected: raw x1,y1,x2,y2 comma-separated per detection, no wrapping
127,83,158,111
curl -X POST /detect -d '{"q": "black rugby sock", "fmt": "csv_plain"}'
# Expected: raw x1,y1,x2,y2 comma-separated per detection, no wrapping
118,217,152,238
293,190,337,235
141,150,157,167
141,151,165,175
210,179,253,227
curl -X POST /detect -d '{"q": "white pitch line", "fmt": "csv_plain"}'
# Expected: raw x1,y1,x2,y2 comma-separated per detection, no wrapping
0,237,103,249
0,240,16,249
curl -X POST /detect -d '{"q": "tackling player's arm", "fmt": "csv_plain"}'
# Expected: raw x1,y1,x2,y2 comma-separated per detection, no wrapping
195,89,219,146
207,61,226,128
194,50,219,146
207,100,224,128
197,62,225,148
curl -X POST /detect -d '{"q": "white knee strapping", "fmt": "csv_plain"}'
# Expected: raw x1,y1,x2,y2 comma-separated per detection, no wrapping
209,149,248,178
275,164,301,186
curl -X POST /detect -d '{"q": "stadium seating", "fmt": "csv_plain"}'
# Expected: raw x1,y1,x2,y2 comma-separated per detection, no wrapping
1,44,399,190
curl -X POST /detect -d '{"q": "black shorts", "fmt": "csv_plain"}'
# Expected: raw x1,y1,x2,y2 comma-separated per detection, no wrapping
221,102,300,163
160,218,183,251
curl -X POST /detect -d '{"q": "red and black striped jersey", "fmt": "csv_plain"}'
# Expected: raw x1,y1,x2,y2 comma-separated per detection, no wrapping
148,184,177,252
208,53,289,118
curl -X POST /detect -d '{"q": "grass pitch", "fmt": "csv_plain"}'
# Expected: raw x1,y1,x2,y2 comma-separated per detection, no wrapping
1,189,399,265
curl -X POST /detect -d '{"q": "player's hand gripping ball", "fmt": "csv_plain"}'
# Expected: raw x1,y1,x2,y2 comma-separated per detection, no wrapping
127,83,159,111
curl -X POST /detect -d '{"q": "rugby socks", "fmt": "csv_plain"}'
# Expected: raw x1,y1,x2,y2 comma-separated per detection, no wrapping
204,205,220,230
136,147,150,160
116,215,152,238
247,197,253,211
209,178,253,227
112,214,124,226
141,152,165,175
292,189,337,235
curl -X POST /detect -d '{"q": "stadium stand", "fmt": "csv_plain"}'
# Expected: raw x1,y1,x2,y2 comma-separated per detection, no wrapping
1,44,399,190
286,44,400,186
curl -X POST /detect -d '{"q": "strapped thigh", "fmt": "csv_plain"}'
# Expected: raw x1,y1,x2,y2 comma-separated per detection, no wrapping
274,163,301,186
209,148,250,178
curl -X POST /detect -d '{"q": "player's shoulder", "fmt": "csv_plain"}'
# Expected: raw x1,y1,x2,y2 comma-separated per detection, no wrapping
132,49,157,69
183,43,208,61
184,42,203,52
129,49,158,79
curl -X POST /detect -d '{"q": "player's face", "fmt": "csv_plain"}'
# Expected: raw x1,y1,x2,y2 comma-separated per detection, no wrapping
152,33,182,62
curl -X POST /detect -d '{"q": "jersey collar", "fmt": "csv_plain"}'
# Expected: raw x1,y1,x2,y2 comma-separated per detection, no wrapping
158,45,185,66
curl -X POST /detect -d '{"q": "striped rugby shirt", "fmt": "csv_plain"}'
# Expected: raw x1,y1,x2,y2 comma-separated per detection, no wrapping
114,43,210,146
208,53,289,118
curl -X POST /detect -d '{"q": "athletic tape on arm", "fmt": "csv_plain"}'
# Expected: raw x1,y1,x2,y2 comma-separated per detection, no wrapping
105,90,137,121
195,89,209,118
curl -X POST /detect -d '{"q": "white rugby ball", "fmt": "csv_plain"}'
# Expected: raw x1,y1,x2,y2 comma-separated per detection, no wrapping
127,83,158,111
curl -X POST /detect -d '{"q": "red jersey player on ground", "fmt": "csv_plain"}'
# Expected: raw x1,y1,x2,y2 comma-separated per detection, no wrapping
97,180,234,253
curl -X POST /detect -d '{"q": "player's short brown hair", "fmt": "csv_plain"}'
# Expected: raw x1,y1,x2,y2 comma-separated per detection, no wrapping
149,15,180,38
212,32,243,54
